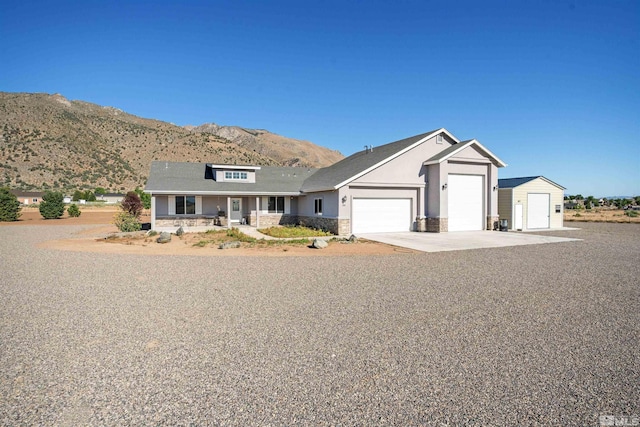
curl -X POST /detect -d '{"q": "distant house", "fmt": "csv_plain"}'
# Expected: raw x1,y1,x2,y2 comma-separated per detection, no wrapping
145,128,507,234
97,193,125,204
498,176,565,231
11,191,45,205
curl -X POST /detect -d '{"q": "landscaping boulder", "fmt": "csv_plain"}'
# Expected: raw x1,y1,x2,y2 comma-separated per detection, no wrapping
176,226,184,236
219,241,241,249
348,234,358,243
156,232,172,244
312,238,328,249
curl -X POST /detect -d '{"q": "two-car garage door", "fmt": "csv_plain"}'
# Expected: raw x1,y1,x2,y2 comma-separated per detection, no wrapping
352,198,411,233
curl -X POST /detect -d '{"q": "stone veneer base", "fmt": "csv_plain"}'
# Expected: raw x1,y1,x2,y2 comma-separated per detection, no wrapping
426,217,448,233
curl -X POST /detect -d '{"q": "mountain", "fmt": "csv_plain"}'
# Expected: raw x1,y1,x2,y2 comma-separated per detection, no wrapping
0,92,343,192
186,123,344,168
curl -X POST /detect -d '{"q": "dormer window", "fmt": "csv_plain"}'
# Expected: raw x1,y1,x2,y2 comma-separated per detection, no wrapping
225,171,248,180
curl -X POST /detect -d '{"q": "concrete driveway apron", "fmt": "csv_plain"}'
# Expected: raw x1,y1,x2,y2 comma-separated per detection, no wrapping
357,231,580,253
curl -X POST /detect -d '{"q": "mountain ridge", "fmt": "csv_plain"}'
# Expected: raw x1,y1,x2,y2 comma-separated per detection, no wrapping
0,92,343,192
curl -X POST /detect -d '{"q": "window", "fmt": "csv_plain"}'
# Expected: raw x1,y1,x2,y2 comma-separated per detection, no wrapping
176,196,196,215
314,198,323,215
225,171,248,180
268,196,284,213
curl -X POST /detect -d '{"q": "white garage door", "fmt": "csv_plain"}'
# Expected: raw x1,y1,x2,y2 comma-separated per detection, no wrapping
527,193,550,229
352,198,411,233
448,174,484,231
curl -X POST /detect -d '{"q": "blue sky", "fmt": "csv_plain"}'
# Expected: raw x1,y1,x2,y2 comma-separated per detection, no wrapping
1,0,638,197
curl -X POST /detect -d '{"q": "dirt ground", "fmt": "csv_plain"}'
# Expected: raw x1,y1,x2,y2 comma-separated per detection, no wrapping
4,206,407,256
564,208,640,223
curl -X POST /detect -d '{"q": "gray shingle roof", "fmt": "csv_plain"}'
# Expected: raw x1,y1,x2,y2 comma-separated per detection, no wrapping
145,161,318,194
300,129,440,192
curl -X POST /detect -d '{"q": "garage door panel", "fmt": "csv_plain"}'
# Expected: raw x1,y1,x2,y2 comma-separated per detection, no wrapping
353,198,411,233
527,193,550,229
448,174,484,232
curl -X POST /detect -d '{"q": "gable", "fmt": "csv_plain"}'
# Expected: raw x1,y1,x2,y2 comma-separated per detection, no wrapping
449,144,492,163
350,133,450,185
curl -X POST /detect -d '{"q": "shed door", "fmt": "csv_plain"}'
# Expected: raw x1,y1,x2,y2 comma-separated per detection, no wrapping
352,198,411,233
448,174,484,231
527,193,550,229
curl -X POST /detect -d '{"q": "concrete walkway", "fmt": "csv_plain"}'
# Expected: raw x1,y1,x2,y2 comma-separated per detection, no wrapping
357,230,581,253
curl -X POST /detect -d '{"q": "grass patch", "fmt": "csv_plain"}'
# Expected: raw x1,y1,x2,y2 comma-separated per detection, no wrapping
226,227,256,242
258,225,332,238
262,238,311,246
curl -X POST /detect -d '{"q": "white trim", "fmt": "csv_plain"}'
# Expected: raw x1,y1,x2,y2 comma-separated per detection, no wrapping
168,196,176,215
195,196,202,215
147,190,301,196
423,139,507,167
332,128,450,190
208,164,261,170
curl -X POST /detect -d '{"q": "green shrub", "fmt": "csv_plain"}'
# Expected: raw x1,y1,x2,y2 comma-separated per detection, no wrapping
114,211,142,232
67,204,81,217
39,191,65,219
625,210,638,218
0,187,21,221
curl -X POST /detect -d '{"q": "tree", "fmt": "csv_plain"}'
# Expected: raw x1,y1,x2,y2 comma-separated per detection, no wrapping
72,190,84,201
95,187,107,196
134,187,151,209
121,191,143,218
39,191,65,219
0,187,21,221
67,203,81,217
83,190,96,202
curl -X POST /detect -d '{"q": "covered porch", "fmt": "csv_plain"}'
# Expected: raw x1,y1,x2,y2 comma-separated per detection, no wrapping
150,194,299,232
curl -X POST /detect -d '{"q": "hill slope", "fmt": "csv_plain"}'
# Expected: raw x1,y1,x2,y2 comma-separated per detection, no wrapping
0,92,343,191
186,123,344,168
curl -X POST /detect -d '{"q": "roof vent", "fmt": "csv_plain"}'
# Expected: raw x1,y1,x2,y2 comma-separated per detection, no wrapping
363,145,374,153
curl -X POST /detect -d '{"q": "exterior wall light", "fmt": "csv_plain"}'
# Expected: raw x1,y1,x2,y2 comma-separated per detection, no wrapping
442,183,447,190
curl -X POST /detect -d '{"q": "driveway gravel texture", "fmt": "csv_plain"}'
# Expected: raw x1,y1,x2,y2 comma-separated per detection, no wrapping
1,222,638,426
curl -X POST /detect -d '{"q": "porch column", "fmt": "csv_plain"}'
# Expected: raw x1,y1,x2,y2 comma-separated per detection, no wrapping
255,196,260,228
226,196,231,229
150,195,156,230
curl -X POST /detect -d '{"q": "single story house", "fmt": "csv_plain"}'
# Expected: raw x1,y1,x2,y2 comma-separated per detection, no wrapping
144,128,507,234
97,193,125,204
11,191,45,205
498,176,565,231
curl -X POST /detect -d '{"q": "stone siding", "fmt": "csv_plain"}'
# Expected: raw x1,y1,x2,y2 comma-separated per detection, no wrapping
297,216,349,236
156,217,220,229
426,217,448,233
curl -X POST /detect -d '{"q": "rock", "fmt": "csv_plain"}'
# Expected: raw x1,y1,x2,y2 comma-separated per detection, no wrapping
348,234,358,243
219,241,241,249
156,232,172,244
176,226,184,236
312,238,328,249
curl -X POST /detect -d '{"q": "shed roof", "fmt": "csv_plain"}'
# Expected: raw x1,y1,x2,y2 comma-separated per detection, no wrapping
498,176,565,190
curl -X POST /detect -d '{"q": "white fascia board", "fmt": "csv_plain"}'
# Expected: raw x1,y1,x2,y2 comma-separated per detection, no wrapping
423,139,507,168
331,128,445,190
147,190,300,196
538,176,566,190
207,164,262,170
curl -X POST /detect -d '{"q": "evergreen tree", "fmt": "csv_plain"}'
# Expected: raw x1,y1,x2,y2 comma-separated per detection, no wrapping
39,191,65,219
0,187,21,221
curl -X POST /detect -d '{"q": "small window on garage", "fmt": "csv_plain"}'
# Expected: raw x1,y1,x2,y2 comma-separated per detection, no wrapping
555,205,561,213
314,198,323,215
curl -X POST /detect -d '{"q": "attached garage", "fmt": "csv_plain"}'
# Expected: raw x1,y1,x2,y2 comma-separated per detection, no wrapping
352,198,412,233
498,176,565,231
448,174,484,231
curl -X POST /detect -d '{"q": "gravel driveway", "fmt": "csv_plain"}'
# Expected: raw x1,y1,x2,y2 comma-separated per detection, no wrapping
1,222,638,426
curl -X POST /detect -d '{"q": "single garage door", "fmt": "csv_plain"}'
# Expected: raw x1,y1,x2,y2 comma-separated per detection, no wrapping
527,193,550,229
352,198,411,233
448,174,484,231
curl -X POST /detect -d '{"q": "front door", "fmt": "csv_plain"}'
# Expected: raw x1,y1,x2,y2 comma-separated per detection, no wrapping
231,198,242,222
